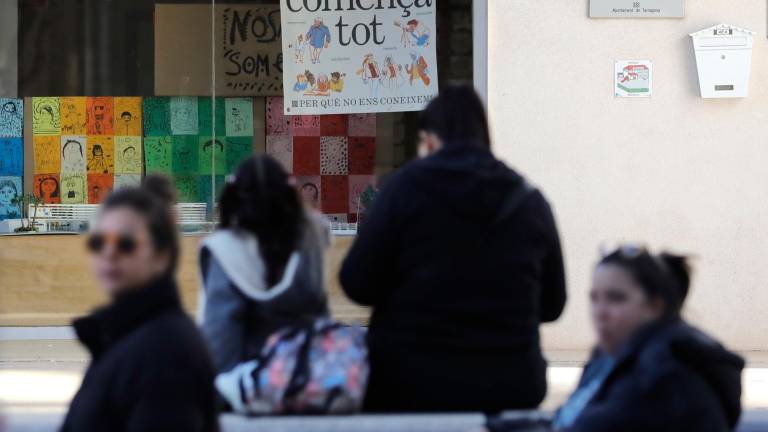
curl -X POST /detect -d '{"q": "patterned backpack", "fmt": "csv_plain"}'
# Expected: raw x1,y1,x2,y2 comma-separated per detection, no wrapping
215,317,368,415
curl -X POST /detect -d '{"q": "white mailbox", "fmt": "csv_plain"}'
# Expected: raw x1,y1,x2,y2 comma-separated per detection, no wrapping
690,24,755,98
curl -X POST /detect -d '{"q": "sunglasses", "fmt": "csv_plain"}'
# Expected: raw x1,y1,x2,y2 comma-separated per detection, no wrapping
86,232,145,255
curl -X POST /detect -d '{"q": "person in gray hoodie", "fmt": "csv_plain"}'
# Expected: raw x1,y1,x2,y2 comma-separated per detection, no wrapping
200,155,329,375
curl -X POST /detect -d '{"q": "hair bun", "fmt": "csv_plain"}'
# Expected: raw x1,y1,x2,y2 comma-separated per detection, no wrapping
659,252,691,303
141,174,177,204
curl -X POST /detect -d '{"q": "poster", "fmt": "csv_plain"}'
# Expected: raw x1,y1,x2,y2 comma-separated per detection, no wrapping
154,5,283,96
0,176,22,220
280,0,438,115
615,60,653,98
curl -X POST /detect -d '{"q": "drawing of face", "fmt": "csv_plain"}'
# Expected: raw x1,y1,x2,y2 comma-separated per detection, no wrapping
42,105,54,123
331,72,341,83
231,107,240,118
41,178,58,198
0,184,16,206
63,140,83,160
406,20,418,31
313,18,322,28
124,147,137,160
94,103,106,121
92,145,104,158
297,75,306,83
121,112,132,123
300,183,319,207
2,102,15,114
65,178,83,199
177,107,191,124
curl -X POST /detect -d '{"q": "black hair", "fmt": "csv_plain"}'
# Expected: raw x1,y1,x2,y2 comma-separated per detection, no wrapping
599,248,692,318
2,101,16,112
203,139,224,152
419,85,491,148
62,139,83,158
121,111,132,118
219,155,306,286
123,146,136,155
38,176,60,199
301,182,319,200
91,144,103,155
101,175,179,275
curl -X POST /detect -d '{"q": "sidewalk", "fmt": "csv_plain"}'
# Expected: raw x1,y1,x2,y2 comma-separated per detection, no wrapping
2,339,768,430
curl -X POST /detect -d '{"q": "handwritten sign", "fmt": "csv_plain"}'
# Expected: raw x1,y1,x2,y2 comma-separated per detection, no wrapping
155,4,283,96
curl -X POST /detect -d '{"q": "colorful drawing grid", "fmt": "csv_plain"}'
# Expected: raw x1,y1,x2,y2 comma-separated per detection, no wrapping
30,97,143,205
143,97,254,203
266,97,376,221
0,98,24,220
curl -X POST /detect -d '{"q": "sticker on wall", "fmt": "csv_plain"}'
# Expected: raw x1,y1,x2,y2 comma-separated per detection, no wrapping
615,60,653,98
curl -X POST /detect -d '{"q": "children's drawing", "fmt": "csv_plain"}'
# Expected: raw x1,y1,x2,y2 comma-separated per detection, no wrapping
113,97,143,136
348,175,375,216
320,175,348,214
87,174,114,204
292,136,320,176
348,113,376,137
348,136,376,175
143,97,171,136
320,136,348,175
225,137,253,173
172,136,199,175
0,176,22,220
291,115,320,136
266,97,291,136
60,173,87,204
225,98,254,137
394,19,431,48
60,136,87,173
170,96,199,135
198,98,226,136
266,135,293,173
173,175,199,203
115,136,143,174
33,136,61,174
113,174,141,190
306,18,331,64
60,97,87,135
34,174,61,204
32,97,61,135
0,98,23,137
406,52,431,86
144,136,173,174
87,97,114,135
197,175,225,207
295,175,320,209
87,136,114,175
198,137,227,175
0,138,24,176
320,115,348,136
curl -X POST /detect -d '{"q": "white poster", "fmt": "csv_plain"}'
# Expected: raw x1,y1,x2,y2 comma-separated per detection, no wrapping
280,0,438,115
615,60,653,98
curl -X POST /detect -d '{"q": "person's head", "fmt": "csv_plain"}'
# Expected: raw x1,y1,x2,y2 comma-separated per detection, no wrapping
121,111,132,122
591,245,691,354
87,175,178,297
219,155,306,286
63,140,83,159
417,85,491,158
123,146,136,158
297,74,306,83
300,182,319,208
406,19,418,30
2,101,16,114
331,72,342,82
39,177,59,199
298,34,304,42
0,180,18,205
92,144,103,157
314,17,322,27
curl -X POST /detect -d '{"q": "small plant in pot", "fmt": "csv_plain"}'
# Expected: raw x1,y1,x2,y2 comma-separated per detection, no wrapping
11,194,43,233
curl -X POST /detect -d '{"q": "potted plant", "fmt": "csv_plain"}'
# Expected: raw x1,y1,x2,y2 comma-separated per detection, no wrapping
11,193,43,233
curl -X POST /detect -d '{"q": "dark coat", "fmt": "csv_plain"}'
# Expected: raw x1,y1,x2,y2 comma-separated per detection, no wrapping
60,277,219,432
569,320,744,432
340,143,567,413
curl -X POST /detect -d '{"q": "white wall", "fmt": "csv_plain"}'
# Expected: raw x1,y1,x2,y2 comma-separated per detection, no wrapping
487,0,768,351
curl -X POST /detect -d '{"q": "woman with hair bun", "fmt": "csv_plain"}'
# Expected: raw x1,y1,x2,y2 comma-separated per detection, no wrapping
553,245,744,432
199,155,329,375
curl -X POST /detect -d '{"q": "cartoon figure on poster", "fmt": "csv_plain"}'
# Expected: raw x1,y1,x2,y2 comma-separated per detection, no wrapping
394,19,431,48
381,56,404,93
36,175,60,204
358,54,382,97
87,144,109,174
406,52,431,86
306,18,331,64
0,99,23,137
290,34,309,64
61,138,87,172
0,177,22,220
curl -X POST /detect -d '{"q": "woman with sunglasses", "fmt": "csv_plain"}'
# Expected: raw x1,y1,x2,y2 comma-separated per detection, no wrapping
553,246,743,432
61,176,218,432
199,155,328,377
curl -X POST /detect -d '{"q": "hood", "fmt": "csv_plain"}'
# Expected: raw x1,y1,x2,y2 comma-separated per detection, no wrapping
406,142,526,223
200,229,301,301
667,323,745,428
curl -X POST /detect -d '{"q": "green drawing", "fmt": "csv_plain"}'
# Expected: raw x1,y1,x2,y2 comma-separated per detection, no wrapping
144,136,173,174
224,98,254,137
172,135,199,175
198,97,226,136
225,137,253,173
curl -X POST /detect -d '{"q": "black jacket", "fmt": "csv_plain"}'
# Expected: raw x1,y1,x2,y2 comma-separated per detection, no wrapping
61,277,219,432
569,320,744,432
340,143,566,412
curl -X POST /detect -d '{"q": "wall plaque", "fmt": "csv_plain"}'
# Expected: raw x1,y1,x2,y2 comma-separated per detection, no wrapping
590,0,684,18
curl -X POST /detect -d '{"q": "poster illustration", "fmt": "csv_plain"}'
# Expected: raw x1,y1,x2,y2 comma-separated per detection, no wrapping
87,97,114,135
280,0,438,114
0,138,24,176
32,97,61,135
34,174,61,204
60,136,87,173
115,136,143,174
615,60,653,98
60,173,87,204
87,136,115,175
0,98,23,137
0,176,22,220
114,97,143,136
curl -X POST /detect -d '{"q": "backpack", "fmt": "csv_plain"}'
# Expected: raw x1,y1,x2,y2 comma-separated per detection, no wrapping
215,317,369,415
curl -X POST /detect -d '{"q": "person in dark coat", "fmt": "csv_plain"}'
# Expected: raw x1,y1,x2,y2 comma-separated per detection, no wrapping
553,246,744,431
340,85,567,413
61,176,218,432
